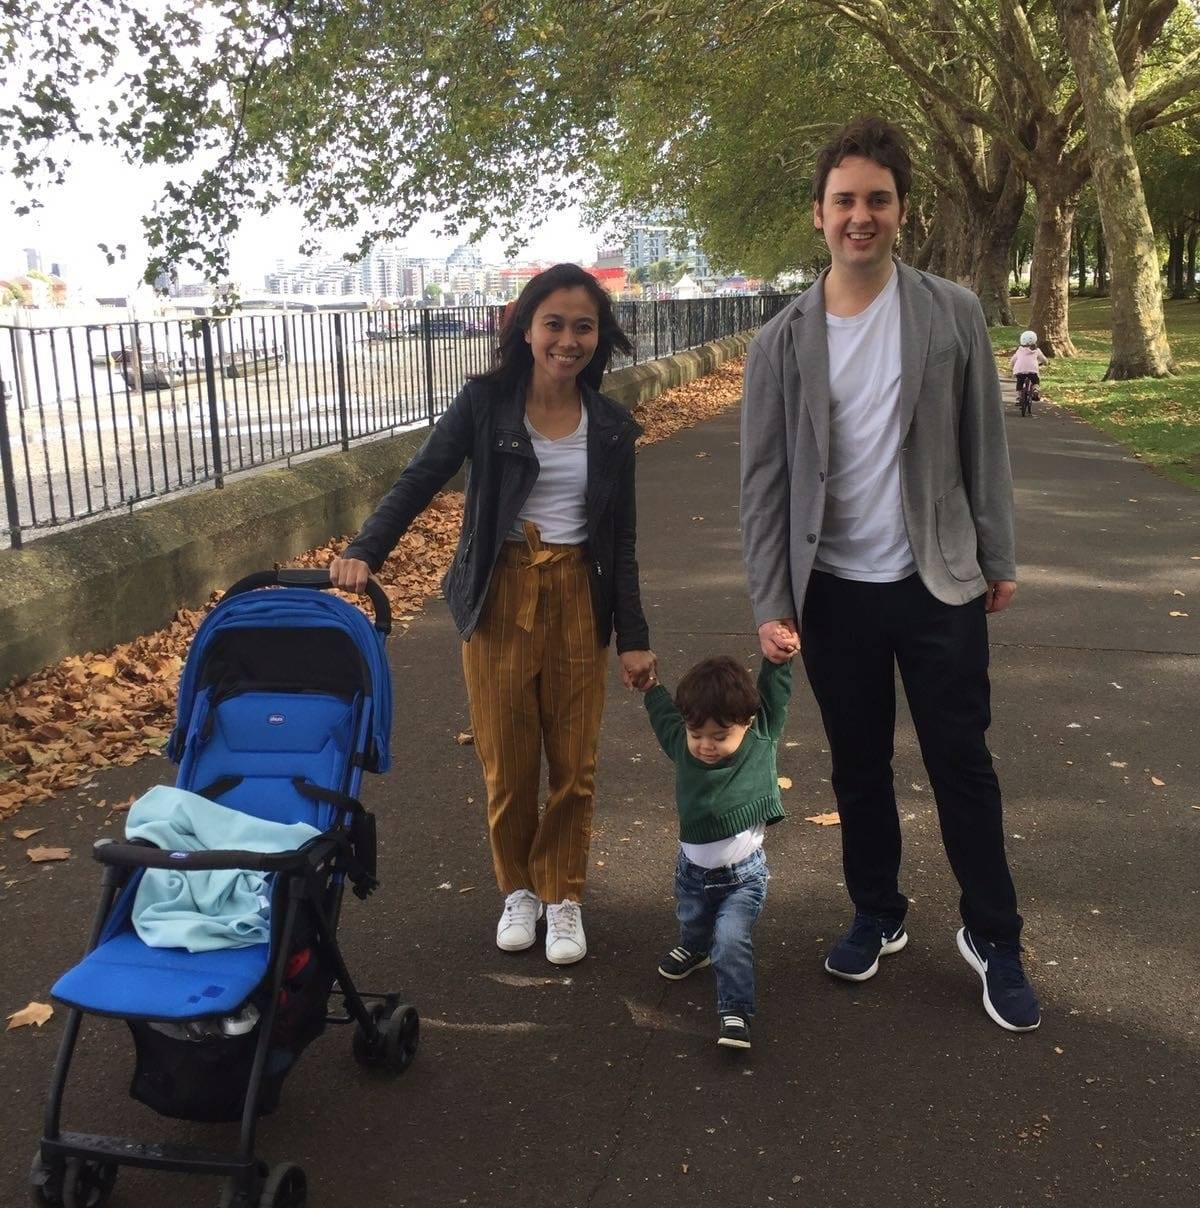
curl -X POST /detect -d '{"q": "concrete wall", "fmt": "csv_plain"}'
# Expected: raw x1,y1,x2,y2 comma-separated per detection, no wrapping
0,334,752,684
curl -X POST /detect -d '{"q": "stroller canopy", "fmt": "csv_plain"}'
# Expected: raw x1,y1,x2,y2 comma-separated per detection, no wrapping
168,587,393,774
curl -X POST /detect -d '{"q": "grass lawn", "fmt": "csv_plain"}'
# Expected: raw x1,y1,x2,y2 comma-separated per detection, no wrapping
990,296,1200,492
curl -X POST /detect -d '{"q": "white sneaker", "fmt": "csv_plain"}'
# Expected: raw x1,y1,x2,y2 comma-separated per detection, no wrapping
545,899,587,965
496,889,542,951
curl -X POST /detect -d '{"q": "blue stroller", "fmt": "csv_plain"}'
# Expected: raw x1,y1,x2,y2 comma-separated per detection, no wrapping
33,570,418,1208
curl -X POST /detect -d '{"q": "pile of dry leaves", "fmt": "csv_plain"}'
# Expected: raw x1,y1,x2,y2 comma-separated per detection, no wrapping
633,358,745,446
0,361,746,822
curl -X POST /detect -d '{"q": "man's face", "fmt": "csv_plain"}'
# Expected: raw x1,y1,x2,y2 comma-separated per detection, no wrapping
813,155,907,276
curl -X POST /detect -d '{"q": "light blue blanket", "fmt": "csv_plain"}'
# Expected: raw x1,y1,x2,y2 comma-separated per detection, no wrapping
127,785,320,953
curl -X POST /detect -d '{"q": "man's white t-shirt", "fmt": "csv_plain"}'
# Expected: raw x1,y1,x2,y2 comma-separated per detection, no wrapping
813,269,916,583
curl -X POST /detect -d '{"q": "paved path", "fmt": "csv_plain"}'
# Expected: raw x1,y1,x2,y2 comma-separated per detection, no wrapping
3,388,1198,1207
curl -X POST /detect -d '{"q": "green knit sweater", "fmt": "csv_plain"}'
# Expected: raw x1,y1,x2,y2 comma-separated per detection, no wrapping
644,658,792,844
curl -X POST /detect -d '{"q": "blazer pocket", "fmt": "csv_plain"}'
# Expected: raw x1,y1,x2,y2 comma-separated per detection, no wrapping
934,483,983,583
926,342,958,369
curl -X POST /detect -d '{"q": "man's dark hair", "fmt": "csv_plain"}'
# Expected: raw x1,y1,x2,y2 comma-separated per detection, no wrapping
674,656,760,729
812,116,912,207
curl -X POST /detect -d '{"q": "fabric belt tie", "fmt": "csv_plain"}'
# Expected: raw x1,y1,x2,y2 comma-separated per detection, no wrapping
515,521,576,632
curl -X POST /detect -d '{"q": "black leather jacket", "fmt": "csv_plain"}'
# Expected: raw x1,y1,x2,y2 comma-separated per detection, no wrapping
344,376,650,653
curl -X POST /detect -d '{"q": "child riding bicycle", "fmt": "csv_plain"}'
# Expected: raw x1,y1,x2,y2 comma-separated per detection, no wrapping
1011,330,1047,417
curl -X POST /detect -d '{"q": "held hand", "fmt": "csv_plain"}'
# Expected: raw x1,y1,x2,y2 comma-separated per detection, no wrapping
985,580,1017,614
758,618,800,663
329,555,372,594
619,649,658,692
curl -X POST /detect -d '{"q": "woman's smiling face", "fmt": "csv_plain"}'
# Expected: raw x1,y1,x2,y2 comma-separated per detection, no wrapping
524,286,600,387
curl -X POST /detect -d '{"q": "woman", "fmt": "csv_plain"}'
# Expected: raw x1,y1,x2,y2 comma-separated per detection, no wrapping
330,264,657,965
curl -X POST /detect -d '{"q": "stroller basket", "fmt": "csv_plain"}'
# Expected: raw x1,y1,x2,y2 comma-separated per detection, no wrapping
33,570,419,1208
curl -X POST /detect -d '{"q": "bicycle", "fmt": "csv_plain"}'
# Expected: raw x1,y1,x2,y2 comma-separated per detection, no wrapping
1015,374,1038,418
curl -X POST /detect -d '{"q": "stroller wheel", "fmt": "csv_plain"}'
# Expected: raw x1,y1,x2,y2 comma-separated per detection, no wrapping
352,1001,420,1074
29,1151,64,1207
258,1163,306,1208
59,1158,117,1208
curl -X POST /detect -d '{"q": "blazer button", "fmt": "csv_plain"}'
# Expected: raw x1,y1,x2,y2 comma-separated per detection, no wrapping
806,533,816,543
511,441,519,448
818,472,825,481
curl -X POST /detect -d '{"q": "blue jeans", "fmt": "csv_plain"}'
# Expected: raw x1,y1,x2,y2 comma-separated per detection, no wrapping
674,847,768,1018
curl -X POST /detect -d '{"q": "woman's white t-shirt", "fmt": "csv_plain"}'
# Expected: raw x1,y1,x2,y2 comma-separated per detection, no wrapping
509,406,589,544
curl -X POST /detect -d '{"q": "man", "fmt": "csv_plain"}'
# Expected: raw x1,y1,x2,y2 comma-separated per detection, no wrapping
739,116,1039,1031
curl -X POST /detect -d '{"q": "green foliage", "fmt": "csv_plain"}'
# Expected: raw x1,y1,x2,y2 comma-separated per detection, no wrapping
2,0,1199,292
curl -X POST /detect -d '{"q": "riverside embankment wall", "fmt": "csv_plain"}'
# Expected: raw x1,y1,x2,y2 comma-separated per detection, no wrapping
0,335,752,683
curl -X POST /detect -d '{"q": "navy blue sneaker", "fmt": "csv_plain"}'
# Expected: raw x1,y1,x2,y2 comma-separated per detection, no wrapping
824,913,908,981
658,946,711,981
956,927,1041,1032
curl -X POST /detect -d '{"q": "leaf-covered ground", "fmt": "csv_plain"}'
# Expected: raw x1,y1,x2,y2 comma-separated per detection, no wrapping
0,360,747,822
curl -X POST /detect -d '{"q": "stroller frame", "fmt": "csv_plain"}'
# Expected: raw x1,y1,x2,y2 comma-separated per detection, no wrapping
34,571,418,1208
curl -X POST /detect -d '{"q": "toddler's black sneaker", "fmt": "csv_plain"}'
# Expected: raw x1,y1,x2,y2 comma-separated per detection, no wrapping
717,1014,751,1049
657,946,711,981
957,927,1041,1032
824,912,908,981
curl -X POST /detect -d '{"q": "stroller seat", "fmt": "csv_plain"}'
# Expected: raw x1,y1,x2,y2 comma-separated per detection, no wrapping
53,686,363,1021
52,933,270,1020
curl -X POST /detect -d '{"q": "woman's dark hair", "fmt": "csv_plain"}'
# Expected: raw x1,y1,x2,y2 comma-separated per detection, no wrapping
474,263,633,394
674,656,760,729
812,116,912,207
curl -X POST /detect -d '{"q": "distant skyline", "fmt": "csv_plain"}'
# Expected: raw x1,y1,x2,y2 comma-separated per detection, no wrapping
1,142,602,297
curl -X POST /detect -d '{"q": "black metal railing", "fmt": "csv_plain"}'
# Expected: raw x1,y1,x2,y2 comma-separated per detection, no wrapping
0,294,794,548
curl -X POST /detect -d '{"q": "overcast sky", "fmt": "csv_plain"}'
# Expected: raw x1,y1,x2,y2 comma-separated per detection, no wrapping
1,142,600,296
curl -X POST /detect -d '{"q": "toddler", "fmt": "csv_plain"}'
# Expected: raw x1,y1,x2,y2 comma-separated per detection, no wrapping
643,653,793,1049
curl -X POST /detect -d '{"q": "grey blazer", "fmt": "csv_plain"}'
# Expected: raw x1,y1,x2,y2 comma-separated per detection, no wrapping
740,259,1016,627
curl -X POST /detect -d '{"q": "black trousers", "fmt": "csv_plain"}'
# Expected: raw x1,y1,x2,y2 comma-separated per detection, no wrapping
801,570,1021,943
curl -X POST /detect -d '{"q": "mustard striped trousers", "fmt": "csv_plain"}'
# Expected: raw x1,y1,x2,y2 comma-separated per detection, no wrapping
461,528,609,903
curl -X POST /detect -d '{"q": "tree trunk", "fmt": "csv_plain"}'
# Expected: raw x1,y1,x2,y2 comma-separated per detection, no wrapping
925,192,970,282
1187,224,1198,298
1029,182,1079,357
1168,225,1185,298
969,162,1025,326
1094,228,1108,294
1076,228,1088,295
1058,0,1175,378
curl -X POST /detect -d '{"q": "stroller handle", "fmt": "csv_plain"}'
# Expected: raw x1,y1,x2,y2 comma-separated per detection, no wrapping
225,569,391,634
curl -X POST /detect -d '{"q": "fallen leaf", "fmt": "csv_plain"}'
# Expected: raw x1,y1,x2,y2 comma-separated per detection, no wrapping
436,881,452,890
109,796,135,813
694,451,710,459
805,811,841,827
1108,682,1123,690
1110,761,1127,769
455,732,474,746
26,846,70,863
1169,611,1188,618
13,827,43,840
777,776,793,790
1173,590,1185,597
88,659,117,677
690,515,705,522
458,886,476,894
1150,776,1165,787
6,1001,54,1030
